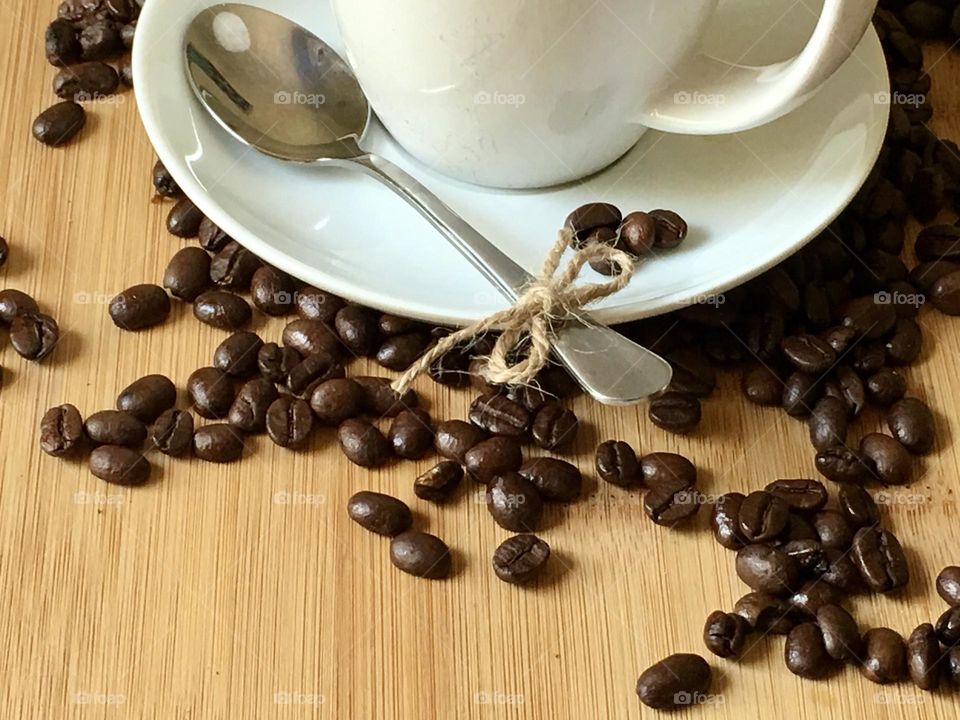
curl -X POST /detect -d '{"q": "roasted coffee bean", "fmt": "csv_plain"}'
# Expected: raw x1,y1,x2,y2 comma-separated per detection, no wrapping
816,604,862,663
782,334,836,374
783,513,819,543
789,579,841,617
733,591,796,634
388,408,433,459
711,492,748,549
378,314,422,337
885,318,922,366
648,392,701,433
389,531,451,579
486,472,543,532
781,539,825,574
464,437,522,484
286,351,341,397
852,526,909,592
936,607,960,647
931,270,960,314
813,511,854,551
702,611,749,658
825,366,865,418
635,654,711,710
815,445,875,485
309,378,364,425
296,286,344,323
197,217,230,251
212,331,263,378
649,209,688,248
819,550,859,592
822,325,858,355
150,408,193,456
837,483,880,528
187,367,234,419
89,445,149,485
518,458,581,502
257,342,299,384
782,371,821,417
639,452,696,492
585,227,624,275
265,396,313,449
79,19,121,59
645,483,699,525
741,364,782,405
866,368,907,406
915,224,960,262
193,423,244,462
492,534,550,585
665,348,716,397
785,623,834,679
861,628,907,684
808,396,848,452
40,404,85,457
618,211,657,255
163,246,211,301
469,393,530,437
210,241,260,290
109,284,169,330
193,290,251,330
376,332,431,371
84,410,146,447
746,311,787,360
565,202,621,244
860,433,912,485
841,296,897,339
347,491,412,536
0,289,38,324
739,491,789,543
166,197,204,238
948,646,960,688
530,401,578,450
46,18,81,65
249,265,295,315
886,397,934,454
116,374,176,423
227,377,277,433
507,383,553,414
354,377,418,417
736,544,800,595
121,20,136,49
151,159,180,197
334,305,380,356
282,319,341,359
909,259,960,293
32,101,85,146
414,461,463,503
907,623,942,691
338,419,391,467
427,346,472,386
9,313,59,360
764,479,827,514
53,61,118,100
121,56,134,85
595,440,639,487
937,566,960,607
434,419,486,463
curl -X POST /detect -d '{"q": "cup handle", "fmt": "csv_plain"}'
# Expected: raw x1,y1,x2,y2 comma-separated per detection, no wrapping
638,0,878,134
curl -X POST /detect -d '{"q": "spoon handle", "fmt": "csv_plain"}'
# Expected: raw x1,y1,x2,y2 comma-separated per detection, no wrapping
350,153,673,405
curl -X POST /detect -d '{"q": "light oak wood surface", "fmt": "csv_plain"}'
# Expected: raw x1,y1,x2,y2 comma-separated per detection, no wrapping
1,3,959,717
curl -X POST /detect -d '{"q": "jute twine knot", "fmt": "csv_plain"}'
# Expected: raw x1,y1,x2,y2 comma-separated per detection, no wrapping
392,228,636,395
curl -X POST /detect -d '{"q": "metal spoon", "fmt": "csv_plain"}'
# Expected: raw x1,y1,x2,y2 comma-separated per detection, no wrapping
183,3,672,404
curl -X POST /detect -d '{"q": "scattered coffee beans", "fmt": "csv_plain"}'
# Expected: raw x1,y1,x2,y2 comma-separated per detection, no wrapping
492,534,550,585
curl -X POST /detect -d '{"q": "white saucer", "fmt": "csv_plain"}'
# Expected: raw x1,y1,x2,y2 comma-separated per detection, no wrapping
134,0,889,326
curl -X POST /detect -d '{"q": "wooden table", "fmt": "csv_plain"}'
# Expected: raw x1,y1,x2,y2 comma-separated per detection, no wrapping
2,3,960,717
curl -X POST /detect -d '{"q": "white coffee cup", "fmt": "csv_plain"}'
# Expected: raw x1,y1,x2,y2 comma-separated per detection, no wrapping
332,0,877,189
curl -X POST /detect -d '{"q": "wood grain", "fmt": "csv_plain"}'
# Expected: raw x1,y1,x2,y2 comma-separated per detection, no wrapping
1,3,959,717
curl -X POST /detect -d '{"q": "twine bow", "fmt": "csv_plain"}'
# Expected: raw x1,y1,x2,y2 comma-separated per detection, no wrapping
392,228,636,395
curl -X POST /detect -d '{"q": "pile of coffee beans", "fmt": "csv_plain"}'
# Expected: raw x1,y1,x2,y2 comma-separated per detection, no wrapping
35,0,140,146
0,240,62,373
